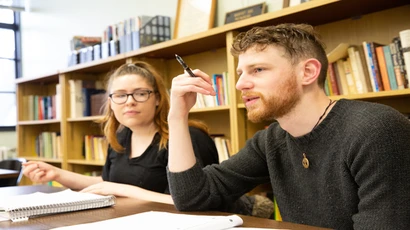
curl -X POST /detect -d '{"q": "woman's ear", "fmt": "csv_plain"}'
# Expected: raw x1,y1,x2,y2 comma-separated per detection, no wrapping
301,58,321,86
156,96,160,107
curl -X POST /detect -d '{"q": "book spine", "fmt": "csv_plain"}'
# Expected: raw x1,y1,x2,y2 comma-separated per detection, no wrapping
393,37,409,88
342,59,358,94
347,47,365,93
369,42,384,91
389,42,405,89
362,42,378,92
327,63,340,95
399,29,410,88
382,45,398,90
335,60,349,95
375,46,391,91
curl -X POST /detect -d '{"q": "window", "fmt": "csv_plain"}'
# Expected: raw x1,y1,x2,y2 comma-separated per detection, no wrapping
0,8,21,130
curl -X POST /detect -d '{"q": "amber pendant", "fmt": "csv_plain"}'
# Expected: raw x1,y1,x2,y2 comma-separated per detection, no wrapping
302,153,309,169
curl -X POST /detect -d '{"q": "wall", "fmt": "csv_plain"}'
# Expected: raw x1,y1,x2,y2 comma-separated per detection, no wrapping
20,0,179,78
0,131,17,149
20,0,285,78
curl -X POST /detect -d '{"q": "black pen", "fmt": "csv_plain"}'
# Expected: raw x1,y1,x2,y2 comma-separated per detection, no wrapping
175,54,197,77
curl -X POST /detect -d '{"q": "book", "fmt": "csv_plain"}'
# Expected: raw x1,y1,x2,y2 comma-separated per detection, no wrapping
375,46,391,91
362,41,384,92
334,60,349,95
399,29,410,88
327,42,349,63
355,47,372,92
0,189,115,222
327,62,340,95
342,59,358,94
70,36,101,51
214,137,229,163
382,45,398,90
392,37,409,88
347,46,369,93
52,211,243,230
389,42,405,89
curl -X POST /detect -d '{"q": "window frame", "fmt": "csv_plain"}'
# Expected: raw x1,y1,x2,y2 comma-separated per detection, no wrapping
0,11,21,131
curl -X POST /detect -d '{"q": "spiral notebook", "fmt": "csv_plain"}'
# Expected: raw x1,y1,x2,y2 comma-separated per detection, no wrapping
0,189,116,222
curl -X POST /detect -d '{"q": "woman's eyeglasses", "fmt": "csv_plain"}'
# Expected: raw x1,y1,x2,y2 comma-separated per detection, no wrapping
109,90,154,104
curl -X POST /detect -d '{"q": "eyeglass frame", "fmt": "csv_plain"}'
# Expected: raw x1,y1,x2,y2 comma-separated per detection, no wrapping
109,90,155,104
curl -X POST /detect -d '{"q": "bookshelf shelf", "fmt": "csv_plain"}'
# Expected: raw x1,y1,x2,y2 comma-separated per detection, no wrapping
237,90,410,109
18,119,61,125
330,89,410,101
24,156,62,163
16,0,410,185
61,54,127,74
67,116,103,122
67,159,105,166
15,71,59,84
190,106,230,113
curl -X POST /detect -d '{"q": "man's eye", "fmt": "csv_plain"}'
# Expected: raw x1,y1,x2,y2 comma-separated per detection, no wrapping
115,94,126,98
254,68,263,73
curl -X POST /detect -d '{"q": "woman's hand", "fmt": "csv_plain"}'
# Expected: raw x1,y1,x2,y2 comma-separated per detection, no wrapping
22,161,60,183
80,181,121,196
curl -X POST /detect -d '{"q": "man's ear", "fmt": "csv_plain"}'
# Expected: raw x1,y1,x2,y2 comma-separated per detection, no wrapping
301,58,321,86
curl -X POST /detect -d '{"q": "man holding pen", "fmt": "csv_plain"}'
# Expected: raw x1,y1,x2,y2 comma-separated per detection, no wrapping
167,23,410,229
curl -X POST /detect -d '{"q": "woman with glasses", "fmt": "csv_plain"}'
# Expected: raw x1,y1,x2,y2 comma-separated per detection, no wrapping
23,61,219,204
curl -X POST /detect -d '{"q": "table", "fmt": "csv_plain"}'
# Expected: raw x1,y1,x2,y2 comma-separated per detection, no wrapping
0,185,330,230
0,169,19,179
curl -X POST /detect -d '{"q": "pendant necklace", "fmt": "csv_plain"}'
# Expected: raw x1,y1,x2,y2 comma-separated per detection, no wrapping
301,99,336,169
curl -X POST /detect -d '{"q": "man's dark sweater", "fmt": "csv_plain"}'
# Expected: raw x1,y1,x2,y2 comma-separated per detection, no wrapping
168,99,410,229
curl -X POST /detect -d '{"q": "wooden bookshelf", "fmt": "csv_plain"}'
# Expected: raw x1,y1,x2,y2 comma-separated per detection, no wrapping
16,0,410,185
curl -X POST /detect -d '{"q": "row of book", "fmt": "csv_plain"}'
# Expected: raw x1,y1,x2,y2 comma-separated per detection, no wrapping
35,132,62,159
83,135,108,161
193,72,230,108
325,29,410,96
68,15,171,66
22,94,59,121
212,135,231,163
68,79,106,118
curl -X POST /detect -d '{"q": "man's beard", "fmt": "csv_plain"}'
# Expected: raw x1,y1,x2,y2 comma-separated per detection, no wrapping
246,74,300,123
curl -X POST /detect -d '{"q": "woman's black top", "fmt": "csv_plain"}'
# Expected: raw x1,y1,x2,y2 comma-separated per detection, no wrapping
102,126,219,193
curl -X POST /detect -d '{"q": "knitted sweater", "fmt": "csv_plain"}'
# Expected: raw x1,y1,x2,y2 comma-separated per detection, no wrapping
168,99,410,229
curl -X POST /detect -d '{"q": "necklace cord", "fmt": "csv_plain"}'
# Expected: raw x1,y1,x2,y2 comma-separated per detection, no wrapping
313,99,335,129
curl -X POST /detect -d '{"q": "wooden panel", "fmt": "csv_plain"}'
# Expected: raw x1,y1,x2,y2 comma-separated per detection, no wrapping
61,55,127,74
66,121,102,162
68,164,103,175
165,48,228,86
17,123,60,158
226,31,243,154
189,110,231,138
318,5,410,52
